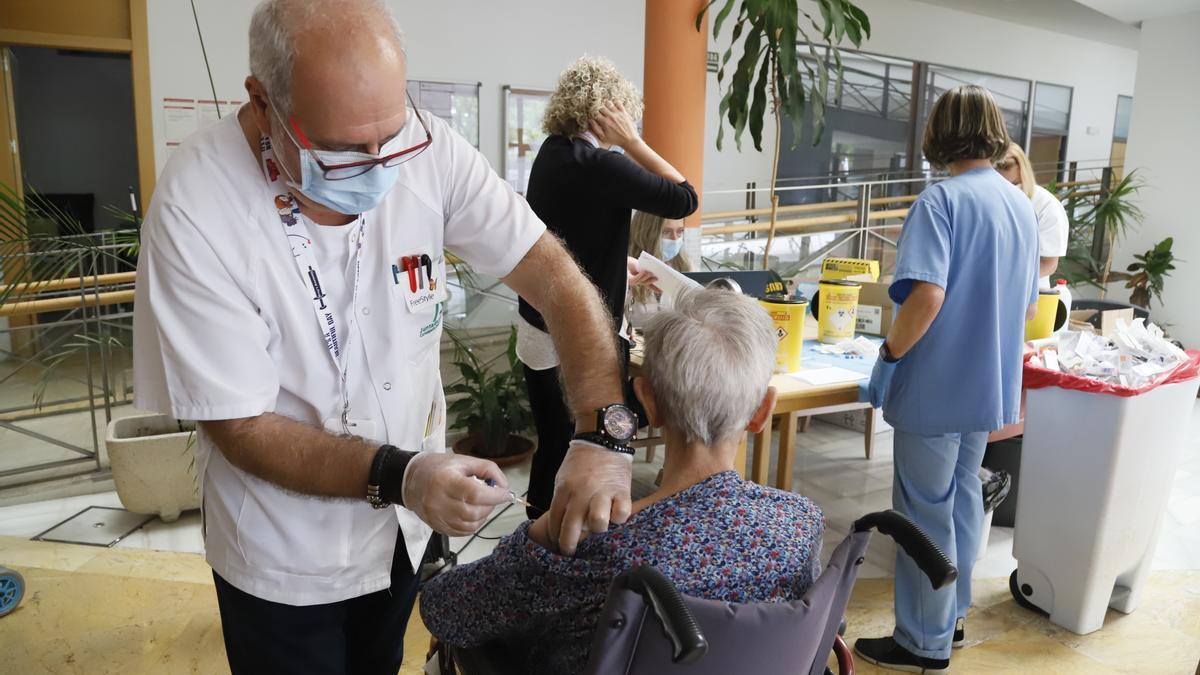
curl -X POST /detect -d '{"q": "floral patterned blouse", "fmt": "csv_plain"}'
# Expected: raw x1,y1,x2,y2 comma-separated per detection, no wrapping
420,471,825,675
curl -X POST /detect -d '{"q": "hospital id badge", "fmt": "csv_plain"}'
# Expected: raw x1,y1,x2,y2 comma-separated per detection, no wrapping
324,417,379,443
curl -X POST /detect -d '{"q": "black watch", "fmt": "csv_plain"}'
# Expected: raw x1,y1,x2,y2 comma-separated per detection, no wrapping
573,403,638,454
880,341,901,363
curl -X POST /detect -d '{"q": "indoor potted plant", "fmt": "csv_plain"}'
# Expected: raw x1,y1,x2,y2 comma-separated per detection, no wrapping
446,326,536,466
105,414,200,522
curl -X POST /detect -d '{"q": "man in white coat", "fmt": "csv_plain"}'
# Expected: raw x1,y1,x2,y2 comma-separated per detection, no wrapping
133,1,635,671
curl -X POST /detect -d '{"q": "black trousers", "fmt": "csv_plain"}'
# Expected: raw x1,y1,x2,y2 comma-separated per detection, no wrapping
212,532,423,675
524,340,638,519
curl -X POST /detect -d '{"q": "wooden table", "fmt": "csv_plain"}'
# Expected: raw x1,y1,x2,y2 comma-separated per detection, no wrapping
628,335,872,491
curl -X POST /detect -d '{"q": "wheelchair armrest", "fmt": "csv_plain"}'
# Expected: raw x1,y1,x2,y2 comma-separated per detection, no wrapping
619,565,708,665
853,510,958,590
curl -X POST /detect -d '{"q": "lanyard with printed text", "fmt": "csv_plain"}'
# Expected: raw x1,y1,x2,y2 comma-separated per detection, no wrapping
259,136,364,432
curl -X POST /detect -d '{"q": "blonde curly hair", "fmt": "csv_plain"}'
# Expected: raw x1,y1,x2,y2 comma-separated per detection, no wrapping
542,56,643,136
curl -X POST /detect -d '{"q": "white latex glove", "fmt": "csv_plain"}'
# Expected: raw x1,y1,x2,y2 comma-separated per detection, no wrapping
548,440,633,555
401,452,511,536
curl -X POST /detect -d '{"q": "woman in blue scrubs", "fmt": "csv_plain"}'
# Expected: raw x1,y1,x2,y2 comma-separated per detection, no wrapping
856,85,1040,673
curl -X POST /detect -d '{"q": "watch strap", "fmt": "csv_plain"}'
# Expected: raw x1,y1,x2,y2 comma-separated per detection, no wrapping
572,431,635,456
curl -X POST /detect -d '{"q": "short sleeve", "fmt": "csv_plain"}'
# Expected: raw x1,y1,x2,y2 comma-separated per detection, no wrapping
890,197,952,304
438,118,546,279
133,203,278,421
1034,188,1069,257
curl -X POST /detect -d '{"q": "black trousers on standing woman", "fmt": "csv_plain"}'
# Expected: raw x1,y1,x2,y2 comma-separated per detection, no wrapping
523,339,636,519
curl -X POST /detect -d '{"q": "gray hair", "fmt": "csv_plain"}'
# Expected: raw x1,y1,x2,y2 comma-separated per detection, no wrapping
642,288,777,446
249,0,405,116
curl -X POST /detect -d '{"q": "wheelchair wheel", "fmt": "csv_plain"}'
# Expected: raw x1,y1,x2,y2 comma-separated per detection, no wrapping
1008,569,1048,617
0,566,25,617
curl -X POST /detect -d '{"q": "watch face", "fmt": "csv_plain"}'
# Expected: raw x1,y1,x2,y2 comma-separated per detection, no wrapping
603,405,638,442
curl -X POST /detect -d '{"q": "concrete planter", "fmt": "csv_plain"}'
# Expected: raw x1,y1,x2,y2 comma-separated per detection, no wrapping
106,413,199,522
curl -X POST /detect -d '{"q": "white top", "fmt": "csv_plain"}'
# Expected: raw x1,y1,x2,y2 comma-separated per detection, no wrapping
133,111,545,605
1031,184,1069,288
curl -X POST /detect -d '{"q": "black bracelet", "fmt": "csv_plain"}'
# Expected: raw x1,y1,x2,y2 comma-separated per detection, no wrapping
880,341,902,363
572,432,635,456
367,445,419,509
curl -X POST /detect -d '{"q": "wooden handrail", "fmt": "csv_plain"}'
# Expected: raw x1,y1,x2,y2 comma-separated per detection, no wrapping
0,290,135,318
705,212,857,236
1056,178,1102,190
0,271,136,297
702,194,917,221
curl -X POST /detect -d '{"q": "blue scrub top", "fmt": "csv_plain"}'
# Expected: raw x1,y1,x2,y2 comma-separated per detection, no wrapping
883,168,1040,435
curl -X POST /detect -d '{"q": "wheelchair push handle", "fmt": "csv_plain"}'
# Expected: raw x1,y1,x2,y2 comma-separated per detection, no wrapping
621,565,709,665
853,510,958,590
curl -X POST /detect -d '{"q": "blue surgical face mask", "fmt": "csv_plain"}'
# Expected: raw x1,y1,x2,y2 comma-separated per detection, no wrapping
660,237,682,262
273,108,403,215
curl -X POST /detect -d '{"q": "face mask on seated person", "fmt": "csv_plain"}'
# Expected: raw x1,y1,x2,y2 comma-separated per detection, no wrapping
660,237,682,262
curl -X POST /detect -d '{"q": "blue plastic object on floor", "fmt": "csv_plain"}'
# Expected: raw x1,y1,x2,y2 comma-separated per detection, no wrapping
0,565,25,617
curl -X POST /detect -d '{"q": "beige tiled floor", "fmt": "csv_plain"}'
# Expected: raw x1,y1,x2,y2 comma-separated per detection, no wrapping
2,537,1198,674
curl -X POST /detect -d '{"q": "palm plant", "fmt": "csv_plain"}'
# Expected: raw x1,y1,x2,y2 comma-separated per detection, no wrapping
1058,170,1144,293
699,0,870,269
0,181,138,408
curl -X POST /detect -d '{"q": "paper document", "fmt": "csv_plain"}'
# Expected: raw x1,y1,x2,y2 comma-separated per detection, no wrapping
636,252,701,308
791,367,868,386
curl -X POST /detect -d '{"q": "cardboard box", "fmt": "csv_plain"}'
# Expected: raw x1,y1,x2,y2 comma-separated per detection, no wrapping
854,281,894,336
821,258,880,282
1069,307,1134,338
818,407,892,434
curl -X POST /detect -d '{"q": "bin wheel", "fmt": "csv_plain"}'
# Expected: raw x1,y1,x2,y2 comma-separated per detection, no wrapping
0,566,24,617
1008,569,1048,617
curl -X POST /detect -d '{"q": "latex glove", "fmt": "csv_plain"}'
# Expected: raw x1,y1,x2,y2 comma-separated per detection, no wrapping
589,100,640,149
548,440,633,555
868,356,898,409
401,452,511,536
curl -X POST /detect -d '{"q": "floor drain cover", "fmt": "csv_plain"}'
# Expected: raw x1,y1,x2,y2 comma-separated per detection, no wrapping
32,506,155,547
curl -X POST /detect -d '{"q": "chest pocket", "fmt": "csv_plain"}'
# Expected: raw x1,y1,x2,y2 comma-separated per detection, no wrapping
389,251,446,366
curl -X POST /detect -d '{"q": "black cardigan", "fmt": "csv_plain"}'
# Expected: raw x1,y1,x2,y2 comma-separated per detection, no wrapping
517,135,698,333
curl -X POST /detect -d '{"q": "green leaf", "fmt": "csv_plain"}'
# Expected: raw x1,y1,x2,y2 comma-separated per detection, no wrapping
710,0,738,36
729,24,764,151
847,2,871,39
748,54,771,151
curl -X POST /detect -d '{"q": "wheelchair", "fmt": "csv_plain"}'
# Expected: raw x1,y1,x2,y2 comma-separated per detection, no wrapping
428,509,956,675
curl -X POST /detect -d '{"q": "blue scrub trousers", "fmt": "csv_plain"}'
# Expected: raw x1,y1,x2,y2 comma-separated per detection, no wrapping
891,429,988,660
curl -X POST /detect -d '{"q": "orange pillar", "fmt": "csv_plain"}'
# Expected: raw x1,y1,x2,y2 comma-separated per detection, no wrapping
643,0,708,227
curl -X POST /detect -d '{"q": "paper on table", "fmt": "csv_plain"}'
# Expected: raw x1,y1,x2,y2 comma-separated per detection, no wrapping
637,251,701,309
791,367,869,386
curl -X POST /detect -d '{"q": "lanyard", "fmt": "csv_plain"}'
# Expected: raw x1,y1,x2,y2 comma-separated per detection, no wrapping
259,136,365,432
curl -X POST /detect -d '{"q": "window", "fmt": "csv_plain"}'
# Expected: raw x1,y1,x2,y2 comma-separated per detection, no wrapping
1111,94,1133,170
1030,82,1072,184
407,79,480,148
503,87,550,195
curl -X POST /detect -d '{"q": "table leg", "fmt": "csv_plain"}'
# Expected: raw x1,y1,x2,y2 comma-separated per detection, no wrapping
774,412,798,491
734,432,748,479
864,409,876,459
751,424,772,485
798,415,813,433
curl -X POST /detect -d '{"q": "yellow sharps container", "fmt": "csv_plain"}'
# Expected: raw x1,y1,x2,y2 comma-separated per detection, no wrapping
1024,289,1061,341
816,280,862,344
759,295,808,373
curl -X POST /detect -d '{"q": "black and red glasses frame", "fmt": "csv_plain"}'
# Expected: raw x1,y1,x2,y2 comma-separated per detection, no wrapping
287,91,433,180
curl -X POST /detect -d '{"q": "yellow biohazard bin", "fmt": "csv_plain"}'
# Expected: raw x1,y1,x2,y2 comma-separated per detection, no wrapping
759,295,808,373
1024,289,1061,341
816,280,862,344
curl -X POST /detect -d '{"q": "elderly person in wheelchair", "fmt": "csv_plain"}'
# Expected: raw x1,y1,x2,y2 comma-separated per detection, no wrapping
420,287,825,674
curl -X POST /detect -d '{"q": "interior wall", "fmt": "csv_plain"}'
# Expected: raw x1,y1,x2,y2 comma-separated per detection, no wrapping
10,46,139,230
700,0,1140,213
144,0,645,177
1110,11,1200,347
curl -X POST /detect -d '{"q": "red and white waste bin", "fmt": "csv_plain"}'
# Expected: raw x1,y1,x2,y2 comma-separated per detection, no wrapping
1010,351,1200,634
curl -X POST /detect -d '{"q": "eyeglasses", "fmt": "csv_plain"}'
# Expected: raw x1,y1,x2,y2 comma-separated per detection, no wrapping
281,91,433,180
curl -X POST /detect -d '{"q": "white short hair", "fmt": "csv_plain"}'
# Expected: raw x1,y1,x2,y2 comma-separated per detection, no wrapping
642,288,777,446
249,0,405,116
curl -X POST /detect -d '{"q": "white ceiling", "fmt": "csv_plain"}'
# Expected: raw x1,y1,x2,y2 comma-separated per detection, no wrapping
911,0,1141,48
1074,0,1200,24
